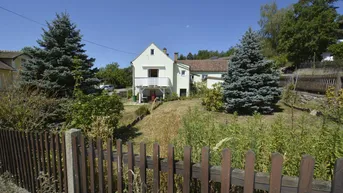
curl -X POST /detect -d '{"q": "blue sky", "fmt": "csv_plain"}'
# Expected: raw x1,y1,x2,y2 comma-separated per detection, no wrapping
1,0,342,68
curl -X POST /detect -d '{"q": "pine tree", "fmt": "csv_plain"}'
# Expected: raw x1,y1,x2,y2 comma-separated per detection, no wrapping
223,28,281,114
21,13,99,97
187,52,194,60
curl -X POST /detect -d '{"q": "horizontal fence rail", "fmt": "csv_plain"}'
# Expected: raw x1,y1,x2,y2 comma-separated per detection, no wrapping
1,129,343,193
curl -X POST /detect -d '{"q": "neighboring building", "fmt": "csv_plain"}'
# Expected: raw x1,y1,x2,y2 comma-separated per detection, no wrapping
178,59,228,89
131,43,228,103
0,50,31,90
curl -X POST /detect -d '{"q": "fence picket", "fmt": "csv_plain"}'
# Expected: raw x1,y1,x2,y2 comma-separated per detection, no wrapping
269,153,283,193
140,142,147,193
221,148,231,193
201,147,210,193
40,133,46,175
10,131,20,185
6,131,14,179
168,144,175,193
298,155,315,193
332,158,343,193
45,132,51,180
0,130,5,174
117,139,123,193
0,130,4,174
30,133,38,190
26,132,35,193
153,143,160,193
72,136,81,193
23,132,32,192
56,134,63,193
20,132,29,190
80,135,88,193
61,133,68,193
97,138,104,193
183,146,192,193
127,141,134,193
51,133,57,190
243,151,255,193
35,133,42,187
88,138,95,193
106,138,113,193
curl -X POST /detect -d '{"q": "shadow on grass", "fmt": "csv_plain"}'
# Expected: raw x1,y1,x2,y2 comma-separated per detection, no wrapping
273,104,285,113
114,125,142,142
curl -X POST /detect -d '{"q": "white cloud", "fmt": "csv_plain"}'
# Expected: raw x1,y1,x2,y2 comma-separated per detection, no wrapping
186,25,190,28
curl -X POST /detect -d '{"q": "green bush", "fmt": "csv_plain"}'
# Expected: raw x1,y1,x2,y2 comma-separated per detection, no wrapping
127,89,133,99
164,92,179,102
190,82,208,97
135,105,150,117
173,107,343,181
202,83,223,111
0,87,66,132
66,90,124,138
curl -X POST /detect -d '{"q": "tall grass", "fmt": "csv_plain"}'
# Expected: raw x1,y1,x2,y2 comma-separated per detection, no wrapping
173,107,343,181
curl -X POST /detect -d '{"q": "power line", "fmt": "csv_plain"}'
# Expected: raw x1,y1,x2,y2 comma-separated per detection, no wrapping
0,5,137,55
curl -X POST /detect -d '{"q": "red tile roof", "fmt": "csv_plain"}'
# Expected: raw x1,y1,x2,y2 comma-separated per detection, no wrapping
178,60,228,72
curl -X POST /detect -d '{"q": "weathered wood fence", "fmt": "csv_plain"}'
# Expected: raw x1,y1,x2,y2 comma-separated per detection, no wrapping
1,129,343,193
280,74,343,94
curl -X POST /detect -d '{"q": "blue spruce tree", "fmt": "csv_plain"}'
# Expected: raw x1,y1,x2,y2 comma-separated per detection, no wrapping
21,13,99,97
223,28,281,114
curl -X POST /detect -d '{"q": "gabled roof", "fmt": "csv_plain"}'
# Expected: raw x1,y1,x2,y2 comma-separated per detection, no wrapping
131,43,174,63
0,60,15,71
0,50,31,59
178,60,228,72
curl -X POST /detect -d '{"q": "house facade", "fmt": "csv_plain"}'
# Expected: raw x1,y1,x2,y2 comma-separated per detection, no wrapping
0,50,31,90
131,43,228,103
177,59,228,89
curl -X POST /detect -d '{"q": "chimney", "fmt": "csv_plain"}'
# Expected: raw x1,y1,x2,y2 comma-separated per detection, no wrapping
174,52,178,62
163,48,167,54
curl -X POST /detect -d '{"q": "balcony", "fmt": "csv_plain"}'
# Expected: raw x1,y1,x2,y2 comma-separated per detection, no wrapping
135,77,171,87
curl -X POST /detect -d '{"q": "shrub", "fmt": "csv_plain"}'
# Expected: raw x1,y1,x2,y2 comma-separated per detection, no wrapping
0,86,66,132
127,89,133,99
202,83,224,111
135,105,150,117
190,81,208,97
66,90,124,138
164,92,179,102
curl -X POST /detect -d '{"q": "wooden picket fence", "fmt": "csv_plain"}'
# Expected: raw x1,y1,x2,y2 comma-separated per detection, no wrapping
1,129,343,193
0,129,67,192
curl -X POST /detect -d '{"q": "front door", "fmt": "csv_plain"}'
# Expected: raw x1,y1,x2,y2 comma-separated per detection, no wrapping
148,69,159,77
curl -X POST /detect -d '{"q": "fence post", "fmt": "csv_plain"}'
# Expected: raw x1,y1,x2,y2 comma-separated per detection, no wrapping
65,128,81,193
336,74,342,95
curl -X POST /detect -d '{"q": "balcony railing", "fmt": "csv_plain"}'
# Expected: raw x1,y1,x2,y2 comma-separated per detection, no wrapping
135,77,171,87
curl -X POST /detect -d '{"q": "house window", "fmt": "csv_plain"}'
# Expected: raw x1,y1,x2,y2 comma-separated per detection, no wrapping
202,74,208,81
181,70,186,76
148,69,159,77
180,89,187,97
150,49,154,55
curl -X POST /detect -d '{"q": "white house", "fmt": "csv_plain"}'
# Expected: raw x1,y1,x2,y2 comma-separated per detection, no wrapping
131,43,228,103
177,59,228,89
